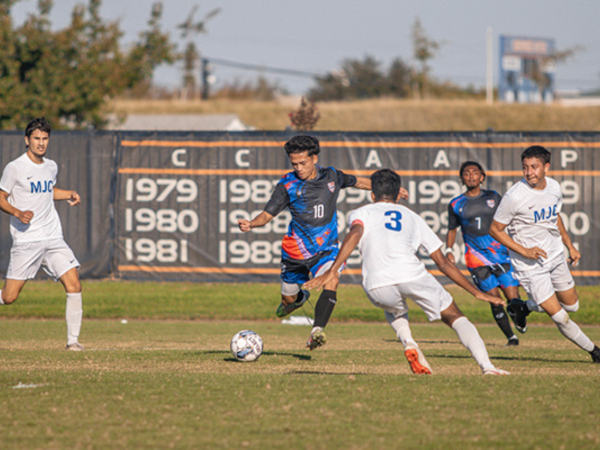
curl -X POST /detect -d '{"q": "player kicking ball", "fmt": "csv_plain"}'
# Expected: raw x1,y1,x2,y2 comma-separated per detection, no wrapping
490,145,600,363
0,118,84,351
238,135,382,350
305,169,509,375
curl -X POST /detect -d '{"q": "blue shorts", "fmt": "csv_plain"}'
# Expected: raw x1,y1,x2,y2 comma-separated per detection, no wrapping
469,263,519,293
280,248,341,286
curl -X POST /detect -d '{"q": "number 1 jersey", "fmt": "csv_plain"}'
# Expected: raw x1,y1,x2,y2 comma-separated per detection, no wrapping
265,166,356,261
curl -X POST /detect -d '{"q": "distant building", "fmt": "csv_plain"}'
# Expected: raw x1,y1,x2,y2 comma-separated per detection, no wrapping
109,114,254,131
499,35,556,104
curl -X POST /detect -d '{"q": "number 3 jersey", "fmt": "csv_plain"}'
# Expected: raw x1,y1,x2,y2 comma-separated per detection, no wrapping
348,203,443,291
264,166,356,261
447,189,510,269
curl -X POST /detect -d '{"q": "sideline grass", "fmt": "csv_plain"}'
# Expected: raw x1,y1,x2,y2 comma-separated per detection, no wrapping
2,279,600,325
1,320,599,450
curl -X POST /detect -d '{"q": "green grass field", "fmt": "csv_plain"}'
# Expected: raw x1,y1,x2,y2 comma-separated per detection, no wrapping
1,280,600,449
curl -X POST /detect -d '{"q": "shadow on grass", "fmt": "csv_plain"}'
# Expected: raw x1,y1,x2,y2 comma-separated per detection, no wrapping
189,350,312,362
432,353,585,364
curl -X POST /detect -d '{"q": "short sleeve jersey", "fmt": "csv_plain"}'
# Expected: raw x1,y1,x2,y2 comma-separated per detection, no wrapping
0,153,63,242
447,189,510,269
493,177,563,272
348,202,443,291
265,166,356,261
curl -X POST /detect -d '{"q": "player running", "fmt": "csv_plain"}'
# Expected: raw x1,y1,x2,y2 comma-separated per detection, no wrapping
0,117,84,351
238,135,388,350
305,169,509,375
490,145,600,363
446,161,521,346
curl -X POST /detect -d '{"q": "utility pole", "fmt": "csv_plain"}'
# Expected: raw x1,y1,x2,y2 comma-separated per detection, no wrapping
486,26,494,104
201,58,210,100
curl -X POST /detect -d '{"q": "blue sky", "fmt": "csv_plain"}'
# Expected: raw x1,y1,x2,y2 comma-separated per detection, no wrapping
10,0,600,94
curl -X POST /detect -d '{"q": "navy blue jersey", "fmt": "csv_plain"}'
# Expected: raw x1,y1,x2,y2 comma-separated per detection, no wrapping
448,189,510,268
265,166,357,260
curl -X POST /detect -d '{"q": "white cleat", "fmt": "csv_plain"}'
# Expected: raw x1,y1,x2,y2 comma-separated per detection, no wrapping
483,367,510,375
65,343,85,351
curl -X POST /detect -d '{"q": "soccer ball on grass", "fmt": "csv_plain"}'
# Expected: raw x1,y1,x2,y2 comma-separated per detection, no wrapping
230,330,263,362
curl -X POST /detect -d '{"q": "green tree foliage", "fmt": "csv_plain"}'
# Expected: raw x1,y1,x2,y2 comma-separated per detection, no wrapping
0,0,177,129
411,17,444,99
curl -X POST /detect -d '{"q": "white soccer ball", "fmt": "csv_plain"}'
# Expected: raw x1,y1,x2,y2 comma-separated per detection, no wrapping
230,330,263,362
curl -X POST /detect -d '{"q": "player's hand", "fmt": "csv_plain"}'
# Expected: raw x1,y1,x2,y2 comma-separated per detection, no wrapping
567,246,581,267
399,187,409,200
522,246,547,260
15,209,34,224
446,252,456,264
238,219,252,232
67,191,81,206
476,291,506,306
304,270,338,291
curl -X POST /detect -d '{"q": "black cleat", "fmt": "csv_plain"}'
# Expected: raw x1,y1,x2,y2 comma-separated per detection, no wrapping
507,299,529,334
506,337,519,347
590,346,600,363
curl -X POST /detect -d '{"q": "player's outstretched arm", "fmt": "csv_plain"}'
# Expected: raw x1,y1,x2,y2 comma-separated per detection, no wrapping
238,211,274,232
304,222,364,291
0,190,33,223
557,214,580,266
429,248,505,306
445,228,457,264
489,220,547,260
53,188,81,206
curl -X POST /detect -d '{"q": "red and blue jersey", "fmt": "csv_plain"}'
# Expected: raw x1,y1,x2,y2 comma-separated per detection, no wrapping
265,166,357,261
448,189,510,269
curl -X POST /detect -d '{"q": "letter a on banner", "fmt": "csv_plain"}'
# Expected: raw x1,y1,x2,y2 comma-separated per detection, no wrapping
365,150,382,168
433,149,450,168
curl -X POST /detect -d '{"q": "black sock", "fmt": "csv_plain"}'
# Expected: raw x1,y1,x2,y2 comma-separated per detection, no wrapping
491,303,515,339
314,290,337,328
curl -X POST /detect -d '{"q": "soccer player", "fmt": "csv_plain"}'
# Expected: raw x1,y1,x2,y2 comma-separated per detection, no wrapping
238,135,381,350
446,161,520,346
305,169,509,375
489,145,600,363
0,118,85,351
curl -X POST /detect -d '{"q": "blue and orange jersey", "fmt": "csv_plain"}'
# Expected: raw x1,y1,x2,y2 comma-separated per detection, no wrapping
447,189,510,269
264,166,357,261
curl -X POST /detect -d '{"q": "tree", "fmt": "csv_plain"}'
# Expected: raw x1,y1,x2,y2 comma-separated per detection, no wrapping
411,17,443,99
0,0,178,129
177,5,220,100
527,46,583,102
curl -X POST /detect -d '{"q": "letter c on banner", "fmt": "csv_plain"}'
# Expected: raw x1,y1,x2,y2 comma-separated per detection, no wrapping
172,148,187,167
235,149,250,168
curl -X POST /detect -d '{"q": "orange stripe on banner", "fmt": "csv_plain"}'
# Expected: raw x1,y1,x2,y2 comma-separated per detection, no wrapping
121,140,600,149
118,168,600,177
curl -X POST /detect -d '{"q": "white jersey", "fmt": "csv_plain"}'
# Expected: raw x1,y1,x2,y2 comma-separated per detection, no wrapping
0,153,63,243
493,177,563,272
348,202,443,291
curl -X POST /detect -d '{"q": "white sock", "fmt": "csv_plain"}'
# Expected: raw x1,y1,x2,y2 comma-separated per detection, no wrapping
550,309,594,352
66,292,83,346
451,316,494,371
526,299,544,313
0,290,4,305
385,311,417,349
560,300,579,313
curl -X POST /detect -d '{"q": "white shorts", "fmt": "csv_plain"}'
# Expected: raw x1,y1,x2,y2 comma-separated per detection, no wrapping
7,238,80,282
515,255,575,305
365,272,454,322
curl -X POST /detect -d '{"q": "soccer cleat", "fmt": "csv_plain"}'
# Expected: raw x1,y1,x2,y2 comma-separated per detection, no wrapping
506,337,519,347
65,343,85,351
590,346,600,363
507,299,529,334
306,327,327,351
276,290,310,318
483,367,510,375
404,345,432,375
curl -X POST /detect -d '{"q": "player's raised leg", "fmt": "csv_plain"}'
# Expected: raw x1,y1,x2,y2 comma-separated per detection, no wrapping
0,279,27,305
385,311,432,375
59,267,84,351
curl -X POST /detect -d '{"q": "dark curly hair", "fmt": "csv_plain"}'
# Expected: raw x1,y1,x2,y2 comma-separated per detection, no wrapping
284,135,320,156
25,117,52,138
